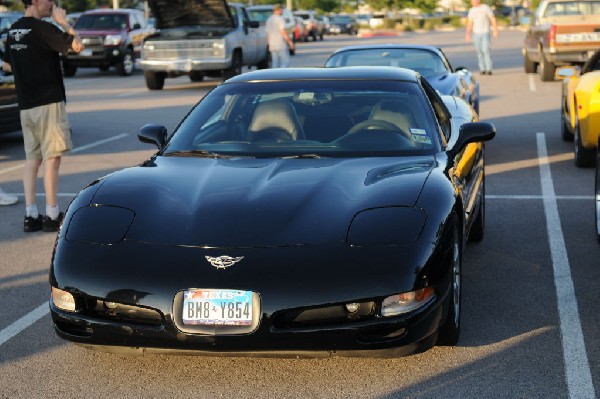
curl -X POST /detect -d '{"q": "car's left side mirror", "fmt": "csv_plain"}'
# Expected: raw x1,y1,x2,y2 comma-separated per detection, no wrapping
138,123,168,149
247,20,259,29
555,65,577,80
132,23,141,30
449,122,495,156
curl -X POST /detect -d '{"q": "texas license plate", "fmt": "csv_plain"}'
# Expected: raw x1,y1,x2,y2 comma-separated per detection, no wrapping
80,49,93,56
182,289,253,326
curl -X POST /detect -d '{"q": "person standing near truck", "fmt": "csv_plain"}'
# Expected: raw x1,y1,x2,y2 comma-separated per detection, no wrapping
265,4,294,68
465,0,498,75
2,0,84,232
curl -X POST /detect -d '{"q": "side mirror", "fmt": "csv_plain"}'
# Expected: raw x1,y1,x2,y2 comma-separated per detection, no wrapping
132,23,141,30
138,123,167,149
555,65,577,80
449,122,495,156
247,20,259,29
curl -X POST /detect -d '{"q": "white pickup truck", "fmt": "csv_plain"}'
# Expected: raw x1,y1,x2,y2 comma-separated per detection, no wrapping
140,0,270,90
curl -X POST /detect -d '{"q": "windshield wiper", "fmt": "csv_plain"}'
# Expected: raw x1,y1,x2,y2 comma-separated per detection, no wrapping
163,150,232,159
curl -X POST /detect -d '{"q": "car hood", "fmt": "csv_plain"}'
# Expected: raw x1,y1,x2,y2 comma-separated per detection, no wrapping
148,0,235,29
426,73,458,96
90,156,434,247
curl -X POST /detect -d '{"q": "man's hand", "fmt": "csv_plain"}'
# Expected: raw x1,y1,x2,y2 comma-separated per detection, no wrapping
51,6,68,27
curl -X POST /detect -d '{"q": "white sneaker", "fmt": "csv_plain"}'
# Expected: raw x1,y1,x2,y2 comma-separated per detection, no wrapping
0,188,18,205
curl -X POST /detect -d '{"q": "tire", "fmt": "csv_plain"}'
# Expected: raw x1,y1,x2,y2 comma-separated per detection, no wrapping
524,50,537,73
596,144,600,243
539,52,556,82
468,172,485,242
117,49,134,76
189,71,204,82
62,62,77,77
574,120,596,167
437,222,462,346
561,103,573,141
257,51,271,70
223,51,242,80
144,71,165,90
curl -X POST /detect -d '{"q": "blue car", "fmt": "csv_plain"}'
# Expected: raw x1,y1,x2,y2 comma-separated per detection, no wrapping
325,44,480,114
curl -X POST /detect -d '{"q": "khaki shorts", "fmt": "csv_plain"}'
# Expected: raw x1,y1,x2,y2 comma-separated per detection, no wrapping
20,102,72,160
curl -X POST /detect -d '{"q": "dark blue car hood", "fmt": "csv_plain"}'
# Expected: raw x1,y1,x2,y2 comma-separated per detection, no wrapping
91,156,434,247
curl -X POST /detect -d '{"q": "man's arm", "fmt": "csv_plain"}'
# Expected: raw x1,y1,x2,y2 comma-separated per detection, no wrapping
465,18,473,42
489,13,499,38
2,62,11,73
52,6,84,52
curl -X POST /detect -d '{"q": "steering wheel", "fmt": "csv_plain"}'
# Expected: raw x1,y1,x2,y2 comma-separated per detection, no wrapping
347,119,413,141
251,128,294,143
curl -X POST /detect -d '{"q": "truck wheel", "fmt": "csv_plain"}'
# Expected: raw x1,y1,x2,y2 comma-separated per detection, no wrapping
539,53,556,82
223,51,242,80
62,62,77,77
117,49,134,76
144,71,165,90
189,72,204,82
574,120,596,167
524,50,537,73
257,51,271,70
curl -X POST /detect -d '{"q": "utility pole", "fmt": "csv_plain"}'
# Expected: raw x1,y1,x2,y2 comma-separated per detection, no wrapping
287,0,293,11
113,0,119,9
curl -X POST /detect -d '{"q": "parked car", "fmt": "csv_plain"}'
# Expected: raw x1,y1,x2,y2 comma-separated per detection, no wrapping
325,44,480,114
247,4,295,54
49,66,495,357
293,10,325,41
293,16,308,42
62,8,154,77
328,14,358,35
556,48,600,167
0,72,20,135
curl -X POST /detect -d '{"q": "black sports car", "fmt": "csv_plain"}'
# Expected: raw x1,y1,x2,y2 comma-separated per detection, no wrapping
50,67,495,357
324,44,481,114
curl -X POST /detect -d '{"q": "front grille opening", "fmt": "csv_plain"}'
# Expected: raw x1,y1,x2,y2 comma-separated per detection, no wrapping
272,301,376,329
79,297,164,326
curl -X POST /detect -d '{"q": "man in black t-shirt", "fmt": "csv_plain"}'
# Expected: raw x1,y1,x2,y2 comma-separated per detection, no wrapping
2,0,83,232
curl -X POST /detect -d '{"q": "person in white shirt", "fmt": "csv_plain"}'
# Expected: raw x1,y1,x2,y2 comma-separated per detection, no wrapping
465,0,498,75
265,4,294,68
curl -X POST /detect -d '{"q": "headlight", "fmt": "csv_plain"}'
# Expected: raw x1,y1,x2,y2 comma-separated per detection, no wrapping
347,207,426,246
104,35,122,46
65,205,134,244
52,287,76,312
381,287,435,317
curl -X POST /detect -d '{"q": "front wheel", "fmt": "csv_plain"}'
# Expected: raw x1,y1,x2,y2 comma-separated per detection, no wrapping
437,222,462,346
144,71,165,90
574,120,596,167
561,104,573,141
223,51,242,80
117,49,134,76
595,144,600,243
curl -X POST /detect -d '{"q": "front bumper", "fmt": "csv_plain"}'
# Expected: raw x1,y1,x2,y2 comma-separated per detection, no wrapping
64,46,125,67
140,58,231,73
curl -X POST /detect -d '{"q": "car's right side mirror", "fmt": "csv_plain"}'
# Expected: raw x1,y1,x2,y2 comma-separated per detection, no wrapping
449,122,496,156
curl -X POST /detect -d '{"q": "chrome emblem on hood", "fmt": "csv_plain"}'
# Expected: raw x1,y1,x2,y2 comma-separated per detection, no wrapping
205,255,244,269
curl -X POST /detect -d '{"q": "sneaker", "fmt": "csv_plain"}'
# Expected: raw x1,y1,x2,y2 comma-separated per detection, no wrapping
43,212,64,232
487,71,493,75
0,188,18,206
24,215,43,232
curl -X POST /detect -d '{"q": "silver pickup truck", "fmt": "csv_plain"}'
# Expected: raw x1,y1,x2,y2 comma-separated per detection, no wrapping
141,0,270,90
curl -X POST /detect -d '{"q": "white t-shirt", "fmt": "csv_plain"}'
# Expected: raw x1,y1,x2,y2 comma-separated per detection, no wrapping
266,14,286,51
468,5,493,34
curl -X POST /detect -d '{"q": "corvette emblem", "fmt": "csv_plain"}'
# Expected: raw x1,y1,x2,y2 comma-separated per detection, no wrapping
205,255,244,269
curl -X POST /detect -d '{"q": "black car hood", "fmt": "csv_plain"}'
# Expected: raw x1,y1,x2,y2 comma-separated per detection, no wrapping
91,156,434,247
148,0,234,29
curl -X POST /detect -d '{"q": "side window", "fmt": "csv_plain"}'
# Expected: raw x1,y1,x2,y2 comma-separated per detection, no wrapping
420,77,451,145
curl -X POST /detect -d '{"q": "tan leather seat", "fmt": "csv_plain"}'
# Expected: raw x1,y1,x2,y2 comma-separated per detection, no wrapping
248,101,304,140
368,100,414,134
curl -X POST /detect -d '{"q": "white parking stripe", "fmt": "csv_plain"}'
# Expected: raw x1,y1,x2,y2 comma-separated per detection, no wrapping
487,195,593,200
0,302,49,347
529,74,536,92
537,132,596,399
0,133,129,176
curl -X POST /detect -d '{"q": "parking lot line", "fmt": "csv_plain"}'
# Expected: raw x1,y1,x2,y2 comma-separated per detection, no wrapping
0,302,48,347
537,132,596,399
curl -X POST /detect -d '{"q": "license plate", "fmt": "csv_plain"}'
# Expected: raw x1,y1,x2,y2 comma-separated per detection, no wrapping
80,49,93,56
182,289,253,326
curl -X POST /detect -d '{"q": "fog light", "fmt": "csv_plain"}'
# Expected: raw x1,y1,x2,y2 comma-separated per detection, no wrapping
344,303,360,313
112,49,119,57
381,287,435,317
51,287,76,312
104,301,118,309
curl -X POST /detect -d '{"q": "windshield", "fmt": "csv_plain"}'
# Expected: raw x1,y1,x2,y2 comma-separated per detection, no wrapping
325,48,449,78
330,16,355,23
544,1,600,16
75,13,128,30
165,79,441,158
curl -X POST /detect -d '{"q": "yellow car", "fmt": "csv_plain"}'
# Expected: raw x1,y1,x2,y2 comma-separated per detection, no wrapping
596,150,600,242
557,50,600,167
